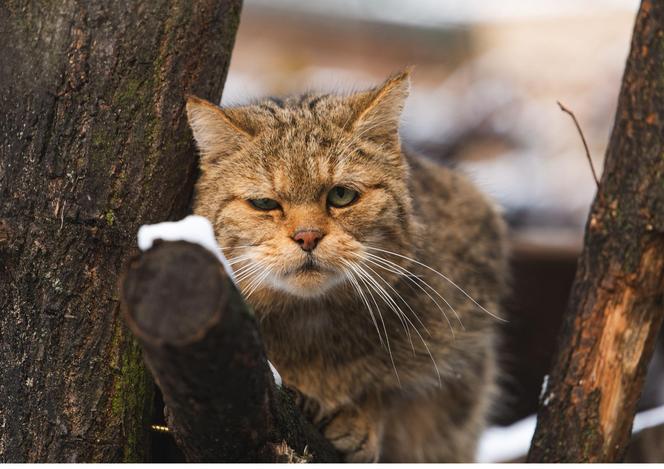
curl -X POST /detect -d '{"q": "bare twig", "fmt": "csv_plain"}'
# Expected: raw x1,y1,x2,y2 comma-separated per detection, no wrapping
557,101,600,188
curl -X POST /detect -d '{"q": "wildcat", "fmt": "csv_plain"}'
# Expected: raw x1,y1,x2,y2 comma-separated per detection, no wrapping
185,70,508,462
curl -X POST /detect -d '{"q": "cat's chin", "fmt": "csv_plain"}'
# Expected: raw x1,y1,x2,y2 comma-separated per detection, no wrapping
269,269,345,299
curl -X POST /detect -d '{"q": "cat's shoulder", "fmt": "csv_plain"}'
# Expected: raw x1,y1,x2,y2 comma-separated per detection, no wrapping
405,151,489,206
405,150,506,241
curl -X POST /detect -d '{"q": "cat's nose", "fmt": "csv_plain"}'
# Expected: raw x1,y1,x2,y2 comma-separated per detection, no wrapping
292,229,323,252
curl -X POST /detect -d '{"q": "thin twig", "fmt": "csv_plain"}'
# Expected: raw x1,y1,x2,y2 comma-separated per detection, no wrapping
557,101,600,188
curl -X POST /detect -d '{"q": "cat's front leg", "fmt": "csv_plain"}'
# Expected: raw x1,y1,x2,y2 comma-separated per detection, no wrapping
319,405,381,462
287,386,326,425
287,387,379,461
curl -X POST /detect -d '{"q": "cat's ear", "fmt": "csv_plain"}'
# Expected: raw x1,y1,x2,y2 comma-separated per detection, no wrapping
347,69,411,147
185,95,253,165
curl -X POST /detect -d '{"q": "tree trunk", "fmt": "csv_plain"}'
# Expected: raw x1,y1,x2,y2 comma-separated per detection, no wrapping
528,0,664,462
120,240,341,462
0,1,242,462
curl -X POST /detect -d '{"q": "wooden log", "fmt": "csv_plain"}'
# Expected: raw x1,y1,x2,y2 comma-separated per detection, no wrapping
120,240,341,462
528,0,664,462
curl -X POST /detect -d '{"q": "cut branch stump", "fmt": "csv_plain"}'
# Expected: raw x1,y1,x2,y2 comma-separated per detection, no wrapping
120,240,341,462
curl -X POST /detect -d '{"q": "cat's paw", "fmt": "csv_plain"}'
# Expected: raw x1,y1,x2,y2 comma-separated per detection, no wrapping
320,406,380,462
286,386,325,425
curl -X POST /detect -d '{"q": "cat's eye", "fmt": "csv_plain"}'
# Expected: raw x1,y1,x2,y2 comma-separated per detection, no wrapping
327,186,358,208
249,198,280,211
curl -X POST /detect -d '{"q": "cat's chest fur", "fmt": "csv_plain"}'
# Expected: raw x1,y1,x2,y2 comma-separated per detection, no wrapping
255,296,390,410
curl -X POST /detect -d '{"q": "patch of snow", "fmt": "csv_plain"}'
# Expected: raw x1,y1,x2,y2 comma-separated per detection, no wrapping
634,404,664,434
137,215,235,283
477,403,664,462
476,414,536,463
269,361,282,387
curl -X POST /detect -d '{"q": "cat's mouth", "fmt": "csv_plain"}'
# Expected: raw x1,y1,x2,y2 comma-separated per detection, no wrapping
287,256,328,276
295,257,322,273
283,255,342,282
268,255,345,298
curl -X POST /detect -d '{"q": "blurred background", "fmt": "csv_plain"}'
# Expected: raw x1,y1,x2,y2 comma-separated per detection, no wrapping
216,0,663,461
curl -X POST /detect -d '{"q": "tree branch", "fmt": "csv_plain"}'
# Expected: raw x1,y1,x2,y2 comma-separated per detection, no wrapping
120,240,341,462
557,101,600,188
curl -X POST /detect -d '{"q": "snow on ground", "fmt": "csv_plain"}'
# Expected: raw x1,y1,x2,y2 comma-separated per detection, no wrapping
137,215,283,387
633,404,664,434
477,404,664,462
476,414,536,462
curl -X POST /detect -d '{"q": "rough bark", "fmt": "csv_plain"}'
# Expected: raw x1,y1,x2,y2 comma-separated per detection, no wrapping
120,240,341,462
528,0,664,462
0,1,242,462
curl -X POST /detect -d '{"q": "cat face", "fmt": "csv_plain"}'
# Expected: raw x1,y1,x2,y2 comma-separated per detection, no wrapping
187,71,415,299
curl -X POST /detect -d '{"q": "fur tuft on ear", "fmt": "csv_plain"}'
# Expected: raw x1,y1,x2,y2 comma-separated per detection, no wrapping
185,95,252,165
346,68,411,147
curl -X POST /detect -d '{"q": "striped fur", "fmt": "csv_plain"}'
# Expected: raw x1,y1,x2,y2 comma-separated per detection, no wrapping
186,71,508,462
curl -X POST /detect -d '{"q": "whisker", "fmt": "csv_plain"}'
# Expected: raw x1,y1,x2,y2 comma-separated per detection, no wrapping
351,260,420,358
243,266,272,300
366,246,506,322
356,263,417,355
241,259,275,300
360,252,460,335
342,265,386,350
344,260,394,344
353,261,442,387
234,261,266,283
218,245,255,251
349,261,413,352
233,260,260,278
226,254,253,265
239,264,268,288
360,261,432,337
343,260,401,387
